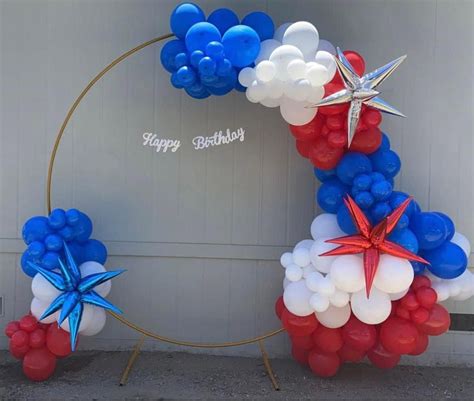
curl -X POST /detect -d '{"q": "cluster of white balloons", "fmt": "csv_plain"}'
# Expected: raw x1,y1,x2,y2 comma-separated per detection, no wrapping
427,232,473,302
30,261,111,336
281,213,415,327
238,21,337,126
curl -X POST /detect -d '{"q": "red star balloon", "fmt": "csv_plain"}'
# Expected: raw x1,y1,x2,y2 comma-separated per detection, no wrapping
321,196,429,297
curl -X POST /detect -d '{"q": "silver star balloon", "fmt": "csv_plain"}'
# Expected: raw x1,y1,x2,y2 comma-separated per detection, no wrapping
311,48,407,146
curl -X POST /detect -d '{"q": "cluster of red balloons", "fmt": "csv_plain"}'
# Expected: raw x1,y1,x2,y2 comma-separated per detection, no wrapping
275,276,451,377
4,314,72,381
289,51,383,170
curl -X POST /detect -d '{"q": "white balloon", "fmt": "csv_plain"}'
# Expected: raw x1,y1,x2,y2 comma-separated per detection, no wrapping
306,62,329,86
309,238,338,274
283,278,291,290
80,261,111,297
255,39,281,64
269,45,304,81
238,67,256,88
315,51,337,81
305,271,324,292
255,60,276,82
295,239,314,250
329,289,350,307
266,79,285,99
246,80,267,103
448,280,462,297
283,280,314,316
282,21,319,60
286,79,312,101
373,254,414,294
31,297,59,324
310,293,330,312
310,213,345,240
316,304,351,328
317,39,336,55
80,307,107,336
330,255,365,293
431,281,450,302
351,288,392,325
285,264,303,282
292,247,311,267
273,22,292,42
306,86,325,104
260,97,280,108
302,264,315,278
451,232,471,259
389,288,409,301
280,252,293,268
316,276,336,296
287,59,307,80
60,303,95,333
279,97,316,125
32,273,61,302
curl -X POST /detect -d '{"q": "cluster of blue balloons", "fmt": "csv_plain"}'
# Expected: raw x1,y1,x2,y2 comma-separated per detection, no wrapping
161,3,274,99
21,209,107,277
314,132,467,280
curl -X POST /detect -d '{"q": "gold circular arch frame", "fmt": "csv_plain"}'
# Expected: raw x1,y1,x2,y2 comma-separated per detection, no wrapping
46,33,285,351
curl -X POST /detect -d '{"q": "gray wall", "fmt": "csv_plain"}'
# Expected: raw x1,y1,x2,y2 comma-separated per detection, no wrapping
0,0,473,364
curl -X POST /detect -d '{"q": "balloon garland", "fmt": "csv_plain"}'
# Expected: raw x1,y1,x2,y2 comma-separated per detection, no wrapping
6,2,473,382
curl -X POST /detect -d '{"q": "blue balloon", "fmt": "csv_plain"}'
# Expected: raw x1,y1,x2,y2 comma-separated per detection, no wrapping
170,72,184,89
242,11,275,41
207,8,239,35
190,50,205,67
174,52,188,69
205,41,224,60
170,3,205,39
370,149,401,178
222,25,260,67
379,133,391,151
355,191,375,209
205,68,237,96
198,56,217,75
66,209,81,226
314,168,336,182
389,191,419,217
337,204,357,234
22,216,52,245
73,213,93,243
185,22,221,53
44,234,63,252
58,225,74,241
410,212,447,250
336,152,372,185
411,261,427,276
435,212,455,241
185,82,211,99
200,73,219,85
369,172,385,183
422,241,467,279
177,65,197,87
389,228,419,254
67,241,84,264
317,178,348,213
42,251,61,270
82,239,108,265
395,213,409,230
370,180,392,201
21,253,40,277
160,39,187,73
216,58,232,76
353,173,372,191
371,201,392,223
27,241,46,258
48,208,66,230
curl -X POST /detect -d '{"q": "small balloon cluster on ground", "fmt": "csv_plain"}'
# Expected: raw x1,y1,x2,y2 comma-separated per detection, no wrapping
5,314,72,381
161,3,275,98
21,208,107,277
275,274,450,377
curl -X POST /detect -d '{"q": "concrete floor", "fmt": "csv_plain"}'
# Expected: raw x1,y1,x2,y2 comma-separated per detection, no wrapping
0,350,473,401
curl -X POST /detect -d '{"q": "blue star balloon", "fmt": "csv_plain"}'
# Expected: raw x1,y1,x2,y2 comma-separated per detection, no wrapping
28,242,125,351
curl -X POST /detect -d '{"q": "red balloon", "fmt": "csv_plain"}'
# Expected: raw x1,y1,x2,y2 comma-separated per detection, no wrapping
289,113,325,141
291,334,314,351
342,316,377,351
326,115,344,131
275,296,285,320
331,50,366,86
23,347,57,382
312,326,343,353
5,321,20,338
338,343,366,362
409,331,429,356
400,291,419,311
327,130,347,148
362,109,382,128
411,275,431,291
396,305,410,320
416,304,450,336
309,137,344,170
349,127,382,154
295,139,315,159
281,309,319,337
46,324,73,357
318,83,349,116
380,317,418,354
416,287,437,309
410,307,430,325
9,341,30,360
29,328,46,349
19,315,38,333
367,341,400,369
308,350,341,378
291,344,310,366
11,330,29,348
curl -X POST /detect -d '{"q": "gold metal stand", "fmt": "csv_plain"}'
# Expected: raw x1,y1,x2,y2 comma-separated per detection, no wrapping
119,336,145,386
258,340,280,391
